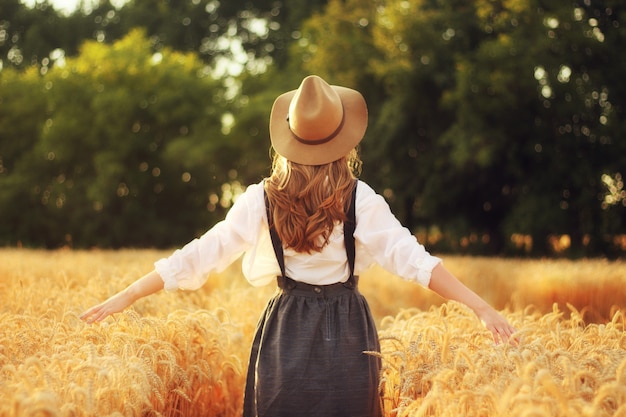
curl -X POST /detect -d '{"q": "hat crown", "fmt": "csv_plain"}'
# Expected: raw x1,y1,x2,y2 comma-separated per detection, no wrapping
288,76,344,142
269,75,367,165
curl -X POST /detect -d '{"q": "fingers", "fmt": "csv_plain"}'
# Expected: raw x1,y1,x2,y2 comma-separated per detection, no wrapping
479,309,519,346
489,323,519,346
80,292,131,324
79,304,111,324
79,307,95,323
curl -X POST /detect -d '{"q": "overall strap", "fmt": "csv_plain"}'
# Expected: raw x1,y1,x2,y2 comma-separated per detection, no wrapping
344,180,358,277
265,190,286,279
265,180,358,281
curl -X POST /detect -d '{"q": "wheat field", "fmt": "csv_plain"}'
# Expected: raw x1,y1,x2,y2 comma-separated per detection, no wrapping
1,248,625,416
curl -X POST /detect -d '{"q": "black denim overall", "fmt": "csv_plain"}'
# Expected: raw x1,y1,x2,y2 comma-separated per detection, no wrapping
243,182,382,417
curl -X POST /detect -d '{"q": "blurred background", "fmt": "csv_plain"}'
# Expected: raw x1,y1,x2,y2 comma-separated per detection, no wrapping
1,0,624,257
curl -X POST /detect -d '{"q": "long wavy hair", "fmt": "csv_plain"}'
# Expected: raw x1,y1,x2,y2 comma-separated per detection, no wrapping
264,148,362,253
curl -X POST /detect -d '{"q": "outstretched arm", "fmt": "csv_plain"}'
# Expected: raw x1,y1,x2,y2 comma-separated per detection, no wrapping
80,270,164,324
428,263,516,344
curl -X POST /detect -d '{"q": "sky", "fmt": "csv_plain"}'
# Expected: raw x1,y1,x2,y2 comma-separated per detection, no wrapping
21,0,127,15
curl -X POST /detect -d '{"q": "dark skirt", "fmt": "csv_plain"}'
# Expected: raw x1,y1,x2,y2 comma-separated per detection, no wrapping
243,276,382,417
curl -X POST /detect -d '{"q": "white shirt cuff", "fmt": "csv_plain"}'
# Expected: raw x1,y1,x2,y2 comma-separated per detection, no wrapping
154,258,179,292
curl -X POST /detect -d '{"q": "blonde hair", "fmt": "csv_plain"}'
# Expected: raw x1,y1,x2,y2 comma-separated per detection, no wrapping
264,148,361,253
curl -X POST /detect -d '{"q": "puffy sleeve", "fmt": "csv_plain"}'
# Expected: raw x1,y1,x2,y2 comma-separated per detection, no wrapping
154,181,265,292
353,181,441,287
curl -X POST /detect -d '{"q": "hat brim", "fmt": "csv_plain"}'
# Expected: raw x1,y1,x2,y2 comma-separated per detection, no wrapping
269,85,368,166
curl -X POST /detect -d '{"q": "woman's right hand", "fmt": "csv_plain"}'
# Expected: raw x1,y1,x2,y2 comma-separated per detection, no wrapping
79,290,134,324
80,270,166,324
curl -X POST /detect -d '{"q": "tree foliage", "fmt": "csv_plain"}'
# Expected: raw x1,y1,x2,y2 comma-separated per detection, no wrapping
1,29,237,247
1,0,624,256
1,0,326,72
295,0,626,256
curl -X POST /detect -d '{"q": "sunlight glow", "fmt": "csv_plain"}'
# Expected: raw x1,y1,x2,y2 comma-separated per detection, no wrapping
21,0,128,15
544,17,559,29
557,65,571,83
601,173,626,209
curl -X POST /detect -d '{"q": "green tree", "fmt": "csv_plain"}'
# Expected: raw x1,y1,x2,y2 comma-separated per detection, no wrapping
0,66,49,244
449,0,626,256
294,0,626,256
0,0,62,68
5,0,329,75
0,30,233,247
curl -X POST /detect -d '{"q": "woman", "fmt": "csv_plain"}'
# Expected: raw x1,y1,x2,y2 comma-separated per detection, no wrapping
80,75,516,417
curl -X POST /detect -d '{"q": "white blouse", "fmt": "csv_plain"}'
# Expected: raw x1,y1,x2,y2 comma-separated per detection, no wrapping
154,180,441,291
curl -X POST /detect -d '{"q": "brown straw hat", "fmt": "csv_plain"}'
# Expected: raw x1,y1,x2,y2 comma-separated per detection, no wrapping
269,75,368,165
